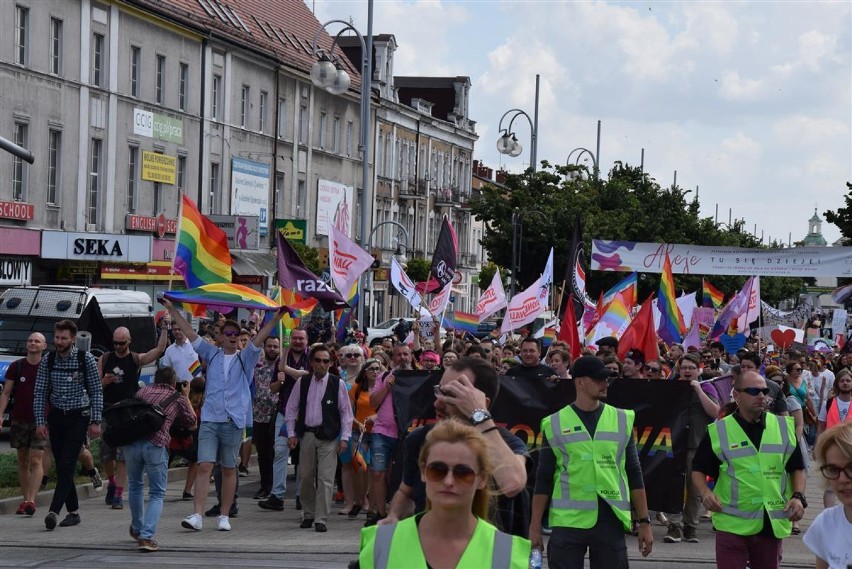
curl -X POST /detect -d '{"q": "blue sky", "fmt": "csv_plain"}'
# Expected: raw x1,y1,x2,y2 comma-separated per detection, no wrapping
313,0,851,246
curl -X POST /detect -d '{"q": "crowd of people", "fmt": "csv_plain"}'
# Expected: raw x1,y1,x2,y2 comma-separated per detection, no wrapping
1,308,851,568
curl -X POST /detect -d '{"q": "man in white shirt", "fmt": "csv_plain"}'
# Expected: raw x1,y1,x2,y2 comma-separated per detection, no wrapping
161,325,200,384
810,356,835,417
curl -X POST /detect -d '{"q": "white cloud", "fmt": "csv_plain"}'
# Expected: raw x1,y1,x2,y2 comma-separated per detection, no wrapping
718,70,766,101
774,115,849,145
798,30,842,72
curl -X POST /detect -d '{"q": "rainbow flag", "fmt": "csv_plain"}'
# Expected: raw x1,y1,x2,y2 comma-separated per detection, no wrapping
541,327,557,348
164,283,279,312
702,279,724,309
188,360,202,377
336,284,359,342
656,252,686,345
586,291,632,345
602,272,637,310
271,286,318,334
444,311,478,336
174,195,232,288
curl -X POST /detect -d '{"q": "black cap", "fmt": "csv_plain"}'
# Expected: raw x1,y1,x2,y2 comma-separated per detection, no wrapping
597,336,619,349
571,356,616,380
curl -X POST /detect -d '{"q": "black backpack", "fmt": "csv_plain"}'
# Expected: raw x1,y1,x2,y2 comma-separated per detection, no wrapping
102,391,181,448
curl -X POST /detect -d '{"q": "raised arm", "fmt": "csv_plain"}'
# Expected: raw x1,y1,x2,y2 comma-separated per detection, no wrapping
252,309,285,348
162,299,198,343
137,317,171,366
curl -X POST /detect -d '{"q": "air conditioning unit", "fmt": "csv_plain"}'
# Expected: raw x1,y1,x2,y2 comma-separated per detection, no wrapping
86,223,97,232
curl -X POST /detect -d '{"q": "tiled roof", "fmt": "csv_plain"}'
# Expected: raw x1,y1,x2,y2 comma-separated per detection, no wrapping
127,0,362,90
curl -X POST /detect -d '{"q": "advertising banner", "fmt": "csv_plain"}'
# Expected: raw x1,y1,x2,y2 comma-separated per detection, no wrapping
275,219,307,244
207,214,260,250
592,240,852,278
231,158,269,236
141,151,176,184
392,372,691,514
133,108,183,143
316,179,353,238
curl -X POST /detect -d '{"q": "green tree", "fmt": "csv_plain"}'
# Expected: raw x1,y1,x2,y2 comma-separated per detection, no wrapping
824,186,852,242
290,242,322,275
405,258,431,283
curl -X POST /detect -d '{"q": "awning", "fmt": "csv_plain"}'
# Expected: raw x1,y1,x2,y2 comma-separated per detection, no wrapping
231,252,277,277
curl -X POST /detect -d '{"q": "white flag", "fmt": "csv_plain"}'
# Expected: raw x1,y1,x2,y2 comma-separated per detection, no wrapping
475,270,507,322
429,282,453,317
501,276,546,334
329,222,374,297
390,258,422,310
737,276,760,333
541,247,554,286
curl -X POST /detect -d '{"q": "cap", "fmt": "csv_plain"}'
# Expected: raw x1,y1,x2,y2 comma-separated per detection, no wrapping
624,349,645,365
571,356,616,381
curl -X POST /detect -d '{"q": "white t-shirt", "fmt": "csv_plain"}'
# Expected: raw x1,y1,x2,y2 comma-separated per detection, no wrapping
802,505,852,568
819,397,851,423
810,370,835,407
161,340,200,382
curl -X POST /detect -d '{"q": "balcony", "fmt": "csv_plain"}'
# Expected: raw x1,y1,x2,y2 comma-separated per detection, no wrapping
398,177,428,200
434,186,463,208
459,252,478,268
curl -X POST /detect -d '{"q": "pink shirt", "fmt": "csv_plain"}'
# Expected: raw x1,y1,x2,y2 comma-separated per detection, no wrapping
284,373,353,442
372,372,398,439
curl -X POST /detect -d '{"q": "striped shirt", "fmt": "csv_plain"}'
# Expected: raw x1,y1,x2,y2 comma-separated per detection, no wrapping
34,347,103,426
136,383,196,448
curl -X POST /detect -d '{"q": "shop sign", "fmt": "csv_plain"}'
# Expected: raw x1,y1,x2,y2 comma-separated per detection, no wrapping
141,151,176,185
133,108,184,144
41,231,151,262
0,227,40,255
100,261,175,281
0,258,32,285
233,274,264,286
207,215,260,250
274,219,306,244
0,200,34,221
126,213,177,237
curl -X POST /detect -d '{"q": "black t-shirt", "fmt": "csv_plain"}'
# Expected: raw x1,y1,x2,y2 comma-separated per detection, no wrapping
503,363,555,381
401,422,533,538
692,411,805,537
101,352,140,407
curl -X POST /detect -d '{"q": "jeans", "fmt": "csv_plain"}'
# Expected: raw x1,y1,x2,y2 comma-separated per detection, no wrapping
252,420,275,494
47,410,88,515
669,448,700,528
197,420,242,467
271,412,290,499
124,440,168,540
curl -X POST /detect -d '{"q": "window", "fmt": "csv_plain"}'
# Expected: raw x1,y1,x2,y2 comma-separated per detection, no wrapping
212,74,222,120
127,146,138,212
47,130,61,204
177,156,186,193
240,85,250,128
179,63,188,110
296,179,306,218
12,123,28,201
275,172,284,216
88,139,103,226
49,18,63,75
156,55,165,104
209,163,220,214
277,98,286,139
130,46,140,97
153,182,162,214
376,134,384,175
15,5,28,66
319,112,327,149
298,106,307,144
346,121,353,156
259,90,267,133
332,117,340,153
92,33,104,86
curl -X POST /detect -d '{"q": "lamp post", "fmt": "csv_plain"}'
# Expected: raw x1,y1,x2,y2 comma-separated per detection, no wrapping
496,74,540,171
565,120,602,180
310,0,374,331
364,220,410,327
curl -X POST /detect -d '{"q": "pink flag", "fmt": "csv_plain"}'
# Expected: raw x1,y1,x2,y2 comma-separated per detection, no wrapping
428,282,453,317
501,277,546,334
329,223,374,298
475,270,507,322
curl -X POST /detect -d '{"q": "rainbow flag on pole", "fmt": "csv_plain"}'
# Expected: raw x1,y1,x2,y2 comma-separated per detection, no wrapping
541,327,557,348
702,279,724,309
445,311,478,336
657,252,686,345
336,284,359,342
602,272,637,310
173,195,232,288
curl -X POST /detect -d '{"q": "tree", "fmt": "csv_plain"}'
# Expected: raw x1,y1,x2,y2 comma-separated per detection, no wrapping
824,186,852,242
405,258,431,283
477,262,507,291
291,242,322,275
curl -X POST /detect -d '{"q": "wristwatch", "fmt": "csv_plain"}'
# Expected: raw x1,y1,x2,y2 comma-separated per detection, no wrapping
791,492,808,508
635,516,652,525
470,409,492,426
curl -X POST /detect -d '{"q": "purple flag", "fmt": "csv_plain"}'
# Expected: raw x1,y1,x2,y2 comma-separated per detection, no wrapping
277,232,349,311
709,276,754,340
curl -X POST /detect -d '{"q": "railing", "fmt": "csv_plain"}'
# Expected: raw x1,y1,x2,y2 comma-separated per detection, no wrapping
459,252,478,267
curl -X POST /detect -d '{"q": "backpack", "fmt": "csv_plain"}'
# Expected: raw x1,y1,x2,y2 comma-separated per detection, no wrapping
47,350,88,374
102,390,181,448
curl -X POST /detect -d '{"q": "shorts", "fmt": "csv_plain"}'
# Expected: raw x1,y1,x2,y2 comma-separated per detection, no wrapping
370,433,397,473
10,420,49,451
197,420,243,468
340,433,371,466
100,423,125,462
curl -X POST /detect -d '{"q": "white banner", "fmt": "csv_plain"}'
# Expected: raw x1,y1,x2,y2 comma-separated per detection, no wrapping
390,258,422,310
316,179,353,238
329,223,373,297
475,270,507,322
591,240,852,277
832,308,848,333
231,158,269,236
501,277,547,334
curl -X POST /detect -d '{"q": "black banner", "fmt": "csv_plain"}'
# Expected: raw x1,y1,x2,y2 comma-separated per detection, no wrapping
391,372,691,514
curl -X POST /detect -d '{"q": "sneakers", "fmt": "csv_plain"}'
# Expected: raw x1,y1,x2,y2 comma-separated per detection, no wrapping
182,491,193,501
205,503,238,517
59,513,81,527
45,512,58,530
217,515,231,531
129,524,141,543
181,513,203,531
364,511,386,527
664,523,684,543
105,482,116,505
238,465,249,477
138,539,159,552
252,490,269,500
89,468,103,492
258,495,284,511
24,501,36,516
299,518,315,529
683,525,699,543
111,496,124,509
333,491,345,504
15,501,26,515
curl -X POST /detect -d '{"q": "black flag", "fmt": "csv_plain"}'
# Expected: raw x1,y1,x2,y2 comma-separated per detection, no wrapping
428,217,458,291
77,297,114,356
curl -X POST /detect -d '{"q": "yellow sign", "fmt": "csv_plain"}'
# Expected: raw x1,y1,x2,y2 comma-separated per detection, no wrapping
141,151,176,184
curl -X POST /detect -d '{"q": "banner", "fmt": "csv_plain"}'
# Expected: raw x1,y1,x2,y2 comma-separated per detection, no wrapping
761,300,811,326
591,240,852,278
831,308,848,333
475,270,507,322
316,179,353,237
329,222,373,298
391,372,691,514
501,276,547,333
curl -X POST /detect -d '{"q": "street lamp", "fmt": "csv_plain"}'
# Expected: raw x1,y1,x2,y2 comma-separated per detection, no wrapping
495,74,540,171
565,147,597,181
310,1,374,331
364,220,410,327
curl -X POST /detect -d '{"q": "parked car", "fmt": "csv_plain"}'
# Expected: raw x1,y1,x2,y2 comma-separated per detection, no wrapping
473,319,499,340
366,317,446,346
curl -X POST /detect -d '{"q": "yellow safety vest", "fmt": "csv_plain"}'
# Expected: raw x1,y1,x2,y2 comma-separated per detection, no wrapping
359,516,530,569
708,413,796,538
541,403,634,531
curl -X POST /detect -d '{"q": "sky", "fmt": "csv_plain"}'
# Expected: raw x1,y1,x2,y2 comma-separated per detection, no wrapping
312,0,851,246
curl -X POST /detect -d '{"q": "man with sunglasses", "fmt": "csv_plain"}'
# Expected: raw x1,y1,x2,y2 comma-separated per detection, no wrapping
163,300,284,532
643,360,665,379
692,370,806,569
98,322,170,510
531,355,653,568
284,344,353,533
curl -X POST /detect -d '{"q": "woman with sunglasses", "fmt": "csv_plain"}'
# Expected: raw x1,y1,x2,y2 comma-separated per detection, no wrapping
340,359,381,519
359,419,530,568
803,423,852,569
339,345,365,387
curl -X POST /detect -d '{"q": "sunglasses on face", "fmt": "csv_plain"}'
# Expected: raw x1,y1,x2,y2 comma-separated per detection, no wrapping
313,358,331,364
365,367,381,373
222,331,240,337
792,367,802,372
736,387,770,396
819,463,852,480
645,366,661,373
424,461,478,485
344,353,361,359
113,340,129,346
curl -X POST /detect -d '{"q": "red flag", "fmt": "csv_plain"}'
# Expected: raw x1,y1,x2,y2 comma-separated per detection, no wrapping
618,294,660,362
557,307,582,361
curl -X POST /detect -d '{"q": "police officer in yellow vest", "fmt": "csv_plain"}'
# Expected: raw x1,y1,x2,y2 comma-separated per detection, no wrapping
691,370,807,569
530,356,653,569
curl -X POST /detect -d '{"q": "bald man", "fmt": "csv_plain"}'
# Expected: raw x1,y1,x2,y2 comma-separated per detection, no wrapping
0,333,49,516
98,321,169,509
